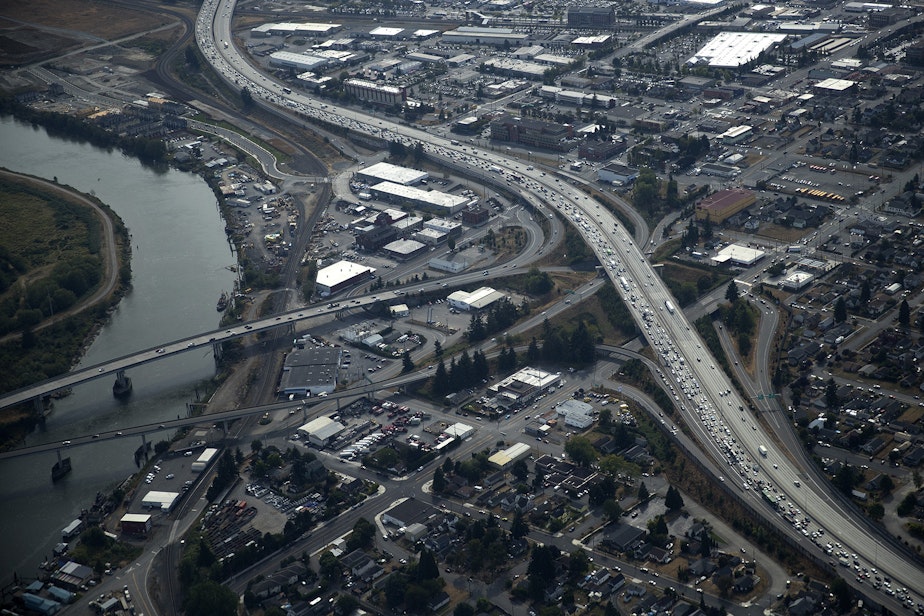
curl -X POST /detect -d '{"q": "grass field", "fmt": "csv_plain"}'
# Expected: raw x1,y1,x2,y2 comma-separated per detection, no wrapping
1,0,169,40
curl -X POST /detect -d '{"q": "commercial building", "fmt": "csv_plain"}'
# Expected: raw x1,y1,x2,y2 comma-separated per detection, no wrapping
298,416,347,448
694,188,756,222
579,138,626,162
812,78,858,96
120,513,153,535
343,78,406,106
719,125,753,144
356,162,428,186
369,181,469,215
481,58,548,80
278,346,341,397
50,561,94,592
315,260,376,296
711,244,766,267
557,399,595,429
191,447,219,472
567,6,616,28
369,26,404,38
447,287,507,311
382,498,439,528
462,206,490,226
424,217,463,239
489,367,561,408
490,114,573,152
444,422,476,440
414,228,448,246
356,225,399,251
488,442,532,469
389,304,410,318
141,491,181,512
269,52,329,72
382,238,428,261
598,163,639,186
779,271,814,291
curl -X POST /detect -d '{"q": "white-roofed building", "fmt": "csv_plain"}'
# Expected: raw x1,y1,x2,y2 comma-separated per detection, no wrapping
557,399,595,429
442,26,529,46
252,22,341,37
382,238,428,261
445,422,475,440
488,442,531,469
298,416,346,448
141,491,181,512
278,346,341,397
269,52,330,72
369,26,404,38
813,78,857,95
447,287,507,311
414,227,447,245
315,260,376,296
711,244,766,266
687,32,788,68
369,181,469,215
357,162,428,186
424,217,463,239
489,367,561,408
779,271,814,291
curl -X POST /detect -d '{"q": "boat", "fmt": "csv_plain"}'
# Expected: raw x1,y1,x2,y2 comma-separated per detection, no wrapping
113,373,133,398
216,291,229,312
52,456,72,481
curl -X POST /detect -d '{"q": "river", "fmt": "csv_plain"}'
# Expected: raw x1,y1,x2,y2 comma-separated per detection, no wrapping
0,116,237,584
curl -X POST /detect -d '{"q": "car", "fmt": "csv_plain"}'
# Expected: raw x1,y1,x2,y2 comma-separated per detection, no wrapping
62,440,71,446
155,348,165,354
98,367,104,372
165,473,175,480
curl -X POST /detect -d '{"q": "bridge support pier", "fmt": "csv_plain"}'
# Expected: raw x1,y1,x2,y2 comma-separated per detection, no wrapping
212,341,224,361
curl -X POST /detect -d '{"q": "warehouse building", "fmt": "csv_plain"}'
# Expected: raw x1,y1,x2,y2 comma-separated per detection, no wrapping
812,78,857,96
369,181,470,215
441,26,529,47
489,367,561,408
447,287,507,311
414,227,448,246
298,416,347,448
687,32,788,68
141,491,181,512
356,162,428,186
120,513,153,535
269,51,329,72
557,399,595,429
382,238,428,261
719,125,753,144
315,260,376,296
598,163,639,186
382,498,439,528
488,442,531,469
251,22,342,37
278,346,341,397
694,188,756,222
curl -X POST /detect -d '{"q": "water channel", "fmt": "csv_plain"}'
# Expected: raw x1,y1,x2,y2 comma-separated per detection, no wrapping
0,116,237,583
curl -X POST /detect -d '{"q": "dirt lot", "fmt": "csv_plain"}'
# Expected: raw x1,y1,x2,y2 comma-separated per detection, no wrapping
0,0,172,65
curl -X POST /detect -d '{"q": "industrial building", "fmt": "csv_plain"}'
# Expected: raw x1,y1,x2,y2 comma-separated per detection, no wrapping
120,513,153,535
488,442,531,469
315,260,376,296
141,491,181,512
389,304,410,318
557,399,595,429
50,561,94,592
711,244,766,267
694,188,756,222
251,22,342,37
812,78,858,96
687,32,788,68
489,367,561,408
277,346,341,397
447,287,507,311
382,238,428,261
414,228,448,246
441,26,529,47
369,181,470,215
269,51,329,72
719,125,754,144
356,162,428,186
191,447,219,472
298,416,347,448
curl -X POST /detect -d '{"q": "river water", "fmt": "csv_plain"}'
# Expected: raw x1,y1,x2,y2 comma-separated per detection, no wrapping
0,116,237,583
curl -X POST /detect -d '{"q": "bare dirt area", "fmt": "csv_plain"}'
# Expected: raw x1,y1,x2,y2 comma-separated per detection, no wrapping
0,0,172,66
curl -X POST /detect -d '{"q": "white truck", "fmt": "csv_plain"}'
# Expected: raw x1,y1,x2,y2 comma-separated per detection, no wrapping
664,300,676,314
758,445,768,457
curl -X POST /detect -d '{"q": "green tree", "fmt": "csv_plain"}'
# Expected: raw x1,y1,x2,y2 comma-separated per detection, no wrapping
834,296,847,323
725,280,739,304
251,439,263,454
184,579,238,616
433,467,447,493
336,594,359,615
825,378,839,410
638,481,650,501
511,459,529,482
868,502,884,521
346,518,376,551
402,349,415,373
899,299,911,327
434,339,443,358
417,548,440,580
603,498,622,520
665,485,684,511
454,603,475,616
564,436,597,467
511,509,529,539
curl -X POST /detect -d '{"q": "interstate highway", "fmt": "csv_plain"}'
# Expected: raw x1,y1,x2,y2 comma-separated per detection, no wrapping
198,0,924,604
